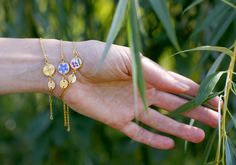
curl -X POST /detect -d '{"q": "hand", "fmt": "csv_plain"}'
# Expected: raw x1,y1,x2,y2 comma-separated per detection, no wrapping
62,40,219,150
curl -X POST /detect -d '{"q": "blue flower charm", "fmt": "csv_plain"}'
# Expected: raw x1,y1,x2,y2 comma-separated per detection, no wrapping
58,62,70,75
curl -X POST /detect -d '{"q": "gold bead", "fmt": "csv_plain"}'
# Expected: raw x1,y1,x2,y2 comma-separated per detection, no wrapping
60,79,69,89
68,74,77,83
48,80,56,90
43,63,55,77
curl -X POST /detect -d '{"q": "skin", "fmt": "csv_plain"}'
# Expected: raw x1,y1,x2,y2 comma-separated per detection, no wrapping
0,38,219,150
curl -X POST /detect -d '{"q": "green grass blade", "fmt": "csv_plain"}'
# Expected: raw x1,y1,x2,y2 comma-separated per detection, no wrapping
225,136,236,165
210,11,236,45
128,0,147,110
196,72,225,105
221,0,236,9
184,119,195,152
171,72,225,116
97,0,128,69
192,4,228,36
170,99,197,116
148,0,180,50
206,54,225,76
174,46,234,57
227,110,236,131
182,0,203,14
231,81,236,95
227,137,236,157
207,44,235,77
200,129,217,165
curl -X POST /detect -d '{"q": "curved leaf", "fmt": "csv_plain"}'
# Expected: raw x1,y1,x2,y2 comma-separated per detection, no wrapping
97,0,128,69
128,0,147,110
174,46,233,57
221,0,236,9
172,72,225,115
182,0,204,14
148,0,180,50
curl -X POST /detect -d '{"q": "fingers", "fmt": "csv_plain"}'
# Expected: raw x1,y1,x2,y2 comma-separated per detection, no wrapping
120,121,175,150
142,57,190,93
139,108,205,143
142,56,218,107
168,71,219,108
148,89,218,128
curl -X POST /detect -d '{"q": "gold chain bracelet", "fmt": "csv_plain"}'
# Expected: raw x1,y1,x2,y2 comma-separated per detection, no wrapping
39,38,56,120
39,39,83,132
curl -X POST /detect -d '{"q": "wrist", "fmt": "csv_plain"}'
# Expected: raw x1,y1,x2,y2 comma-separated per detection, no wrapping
0,38,44,94
0,38,86,96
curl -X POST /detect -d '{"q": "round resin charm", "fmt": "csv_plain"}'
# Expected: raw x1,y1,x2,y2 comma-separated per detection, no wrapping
60,79,69,89
43,63,55,77
68,74,77,83
48,80,56,90
58,62,70,75
70,57,82,70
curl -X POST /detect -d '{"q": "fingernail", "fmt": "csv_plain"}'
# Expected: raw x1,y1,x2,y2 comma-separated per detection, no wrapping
176,81,190,91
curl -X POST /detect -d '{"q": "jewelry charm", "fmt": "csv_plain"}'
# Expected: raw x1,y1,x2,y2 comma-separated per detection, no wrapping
60,79,69,89
43,63,55,77
68,74,77,83
58,62,70,75
68,43,83,84
70,56,82,70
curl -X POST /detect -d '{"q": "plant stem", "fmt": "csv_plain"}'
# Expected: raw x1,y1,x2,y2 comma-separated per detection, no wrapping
215,42,236,164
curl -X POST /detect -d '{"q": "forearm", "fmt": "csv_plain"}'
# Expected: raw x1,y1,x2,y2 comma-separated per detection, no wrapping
0,38,74,95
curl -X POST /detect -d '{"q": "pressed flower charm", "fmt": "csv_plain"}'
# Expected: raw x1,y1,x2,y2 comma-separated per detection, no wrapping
70,56,82,70
58,62,70,75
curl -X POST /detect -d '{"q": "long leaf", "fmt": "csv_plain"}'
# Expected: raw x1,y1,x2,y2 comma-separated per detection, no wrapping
174,46,233,57
184,119,195,152
227,110,236,131
221,0,236,9
128,0,147,110
207,43,236,76
172,72,225,115
227,137,236,157
210,11,236,45
192,4,229,37
206,54,225,76
196,72,225,105
148,0,180,50
225,136,236,165
170,99,197,116
200,129,217,165
97,0,128,69
182,0,203,14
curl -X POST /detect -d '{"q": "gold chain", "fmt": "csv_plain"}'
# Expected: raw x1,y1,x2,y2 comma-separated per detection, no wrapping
58,40,71,132
39,38,56,120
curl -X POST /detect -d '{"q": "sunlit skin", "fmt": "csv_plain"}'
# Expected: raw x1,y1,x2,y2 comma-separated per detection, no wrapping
0,39,219,150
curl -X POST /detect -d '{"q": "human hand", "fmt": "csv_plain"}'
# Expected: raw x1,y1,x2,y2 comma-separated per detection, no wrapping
60,40,218,150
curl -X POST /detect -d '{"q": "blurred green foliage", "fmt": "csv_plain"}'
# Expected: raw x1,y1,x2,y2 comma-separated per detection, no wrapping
0,0,235,164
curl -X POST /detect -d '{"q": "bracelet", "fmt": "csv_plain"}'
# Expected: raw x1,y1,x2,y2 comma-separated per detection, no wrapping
58,40,71,131
39,38,56,120
39,39,83,132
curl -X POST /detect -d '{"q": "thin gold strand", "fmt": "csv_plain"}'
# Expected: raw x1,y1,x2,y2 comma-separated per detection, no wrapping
66,105,70,132
49,93,53,120
63,103,67,127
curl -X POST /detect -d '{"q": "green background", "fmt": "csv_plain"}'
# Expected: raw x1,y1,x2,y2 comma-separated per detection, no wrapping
0,0,235,164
